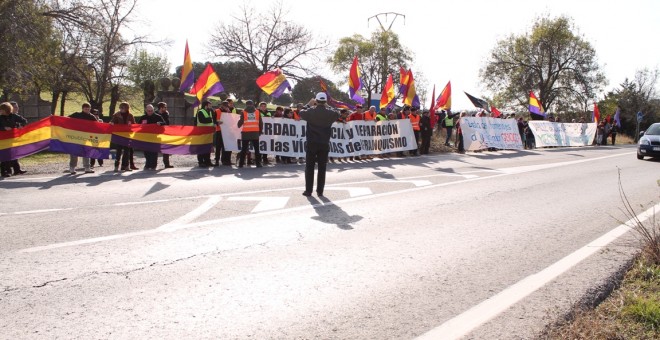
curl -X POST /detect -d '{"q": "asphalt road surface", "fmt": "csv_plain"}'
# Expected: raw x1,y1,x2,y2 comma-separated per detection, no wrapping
1,145,658,339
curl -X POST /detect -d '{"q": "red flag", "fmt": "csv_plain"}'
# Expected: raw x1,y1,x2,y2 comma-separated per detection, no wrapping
435,81,451,110
491,106,502,118
593,103,600,124
429,85,438,128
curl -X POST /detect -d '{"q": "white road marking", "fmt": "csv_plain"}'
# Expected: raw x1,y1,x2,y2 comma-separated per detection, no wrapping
157,195,222,232
416,202,660,340
376,179,433,187
13,208,74,215
322,186,372,197
227,196,290,213
19,230,158,253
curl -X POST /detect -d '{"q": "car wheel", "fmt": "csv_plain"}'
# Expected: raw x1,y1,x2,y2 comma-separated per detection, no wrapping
637,153,644,160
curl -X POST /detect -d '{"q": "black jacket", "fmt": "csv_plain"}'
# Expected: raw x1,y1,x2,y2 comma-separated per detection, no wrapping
300,104,339,144
137,113,165,125
70,111,99,122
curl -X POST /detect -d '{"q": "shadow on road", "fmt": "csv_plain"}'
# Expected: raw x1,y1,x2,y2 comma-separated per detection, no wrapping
305,196,363,230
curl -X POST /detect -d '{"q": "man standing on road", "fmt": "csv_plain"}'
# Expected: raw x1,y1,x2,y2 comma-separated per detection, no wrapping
299,92,340,197
237,100,263,168
9,102,28,175
157,102,174,168
68,103,99,174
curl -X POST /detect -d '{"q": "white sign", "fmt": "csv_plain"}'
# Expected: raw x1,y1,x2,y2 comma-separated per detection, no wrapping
221,117,418,157
460,117,523,151
527,121,596,147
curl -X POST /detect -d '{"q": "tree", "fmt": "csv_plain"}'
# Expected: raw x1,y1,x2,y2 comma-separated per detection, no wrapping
480,16,607,115
207,1,329,100
127,49,171,90
328,31,412,105
602,68,659,137
0,0,61,99
291,77,349,104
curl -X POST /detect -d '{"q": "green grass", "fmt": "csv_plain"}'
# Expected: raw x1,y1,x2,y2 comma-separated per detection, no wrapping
623,295,660,328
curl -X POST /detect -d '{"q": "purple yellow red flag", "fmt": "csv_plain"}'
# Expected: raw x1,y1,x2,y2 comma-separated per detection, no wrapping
179,40,195,92
613,107,621,127
256,69,291,98
49,116,112,159
380,74,396,109
529,91,545,117
403,69,420,107
111,124,214,155
491,106,502,118
319,79,355,110
190,63,224,106
0,117,51,162
348,56,365,104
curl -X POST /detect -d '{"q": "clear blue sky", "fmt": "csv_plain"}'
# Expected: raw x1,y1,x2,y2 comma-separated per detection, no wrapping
137,0,660,111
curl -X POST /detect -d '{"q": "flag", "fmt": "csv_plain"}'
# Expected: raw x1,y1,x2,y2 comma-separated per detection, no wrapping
593,103,600,124
464,92,490,111
399,66,409,95
111,124,214,155
380,74,396,109
0,117,51,162
491,106,502,118
403,69,420,107
256,68,291,98
529,91,545,117
429,85,438,128
435,81,451,110
613,107,621,127
49,116,112,159
190,63,224,105
179,40,194,92
348,56,365,104
319,79,355,110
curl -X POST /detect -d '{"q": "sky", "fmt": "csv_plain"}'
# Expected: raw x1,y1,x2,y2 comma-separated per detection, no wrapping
136,0,660,111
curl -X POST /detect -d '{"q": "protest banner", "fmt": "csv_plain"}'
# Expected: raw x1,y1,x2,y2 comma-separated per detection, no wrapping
527,121,596,147
460,117,523,151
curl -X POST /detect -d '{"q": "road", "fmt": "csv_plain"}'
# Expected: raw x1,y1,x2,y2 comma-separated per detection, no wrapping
1,145,658,339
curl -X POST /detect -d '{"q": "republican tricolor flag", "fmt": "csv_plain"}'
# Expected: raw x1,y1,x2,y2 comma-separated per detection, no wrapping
190,63,224,106
179,40,194,93
256,69,291,98
348,56,365,104
380,74,396,109
529,91,545,118
593,103,600,124
435,81,451,111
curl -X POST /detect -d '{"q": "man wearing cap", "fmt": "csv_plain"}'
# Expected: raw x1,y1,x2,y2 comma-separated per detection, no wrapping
196,100,215,167
299,93,340,197
237,100,263,168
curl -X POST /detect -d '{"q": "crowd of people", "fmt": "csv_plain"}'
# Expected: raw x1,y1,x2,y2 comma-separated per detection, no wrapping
0,98,620,177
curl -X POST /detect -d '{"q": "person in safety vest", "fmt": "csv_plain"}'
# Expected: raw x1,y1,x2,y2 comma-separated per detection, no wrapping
441,110,460,146
195,100,215,167
408,106,421,156
237,100,263,168
365,106,377,121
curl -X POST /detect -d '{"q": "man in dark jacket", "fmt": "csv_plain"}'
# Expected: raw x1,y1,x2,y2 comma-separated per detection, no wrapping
299,92,340,197
137,104,165,170
69,103,100,174
157,102,174,168
237,100,263,168
9,102,28,175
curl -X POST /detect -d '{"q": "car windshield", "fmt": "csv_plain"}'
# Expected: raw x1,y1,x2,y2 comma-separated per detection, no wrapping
646,124,660,135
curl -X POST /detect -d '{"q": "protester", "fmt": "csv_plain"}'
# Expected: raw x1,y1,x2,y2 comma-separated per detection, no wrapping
110,102,136,172
237,100,263,168
610,122,618,145
195,100,215,167
299,92,340,197
419,110,433,155
456,111,467,154
441,110,460,146
213,101,230,166
9,101,27,175
365,106,377,121
0,102,16,177
157,102,174,168
348,104,364,121
137,104,165,170
89,109,104,168
408,107,421,156
68,103,99,174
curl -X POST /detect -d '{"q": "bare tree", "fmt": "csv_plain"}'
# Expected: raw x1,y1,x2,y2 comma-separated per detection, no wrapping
207,1,329,100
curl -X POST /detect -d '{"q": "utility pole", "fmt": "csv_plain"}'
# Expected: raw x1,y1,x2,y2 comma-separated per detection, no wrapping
367,12,405,96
